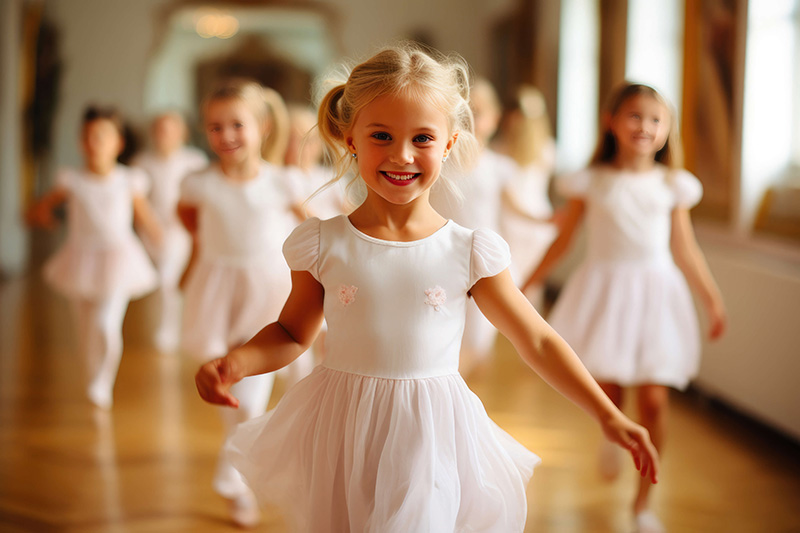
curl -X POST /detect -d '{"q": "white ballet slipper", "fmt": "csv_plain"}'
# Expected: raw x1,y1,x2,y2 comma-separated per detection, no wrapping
635,510,665,533
87,382,113,410
228,492,261,529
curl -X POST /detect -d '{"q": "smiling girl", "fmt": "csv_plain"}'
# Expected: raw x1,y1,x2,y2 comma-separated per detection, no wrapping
195,46,659,532
524,82,727,533
176,79,297,527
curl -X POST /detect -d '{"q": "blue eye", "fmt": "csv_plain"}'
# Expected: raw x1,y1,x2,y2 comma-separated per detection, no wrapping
653,118,660,124
413,134,432,143
371,132,391,141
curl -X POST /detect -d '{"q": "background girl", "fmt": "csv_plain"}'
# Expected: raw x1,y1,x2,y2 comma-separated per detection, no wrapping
177,80,295,527
195,45,658,533
26,105,161,409
133,111,208,352
430,77,544,373
523,82,727,533
495,85,559,310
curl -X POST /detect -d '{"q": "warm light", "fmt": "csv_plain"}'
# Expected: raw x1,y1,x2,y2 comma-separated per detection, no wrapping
195,9,239,39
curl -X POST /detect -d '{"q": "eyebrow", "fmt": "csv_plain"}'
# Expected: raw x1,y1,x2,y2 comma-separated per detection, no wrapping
365,122,440,132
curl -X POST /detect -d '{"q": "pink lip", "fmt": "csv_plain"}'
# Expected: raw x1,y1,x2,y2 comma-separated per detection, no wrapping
380,171,420,186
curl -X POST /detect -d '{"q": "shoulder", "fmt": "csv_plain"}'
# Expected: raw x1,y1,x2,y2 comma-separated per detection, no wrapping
179,165,218,201
283,217,323,278
118,165,150,195
555,166,597,197
665,167,703,208
53,167,80,190
467,226,512,287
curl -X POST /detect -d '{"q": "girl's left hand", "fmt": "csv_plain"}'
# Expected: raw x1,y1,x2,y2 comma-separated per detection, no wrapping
600,414,659,484
708,299,727,340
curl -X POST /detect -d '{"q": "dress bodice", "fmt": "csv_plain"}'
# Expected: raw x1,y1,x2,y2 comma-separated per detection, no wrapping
284,216,510,379
558,166,702,264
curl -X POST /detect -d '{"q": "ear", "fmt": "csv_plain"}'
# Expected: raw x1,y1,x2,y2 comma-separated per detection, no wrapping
444,131,459,156
601,111,613,130
345,134,356,156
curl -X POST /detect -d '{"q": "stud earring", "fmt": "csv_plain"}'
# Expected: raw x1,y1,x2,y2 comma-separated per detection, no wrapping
351,152,357,159
442,154,448,163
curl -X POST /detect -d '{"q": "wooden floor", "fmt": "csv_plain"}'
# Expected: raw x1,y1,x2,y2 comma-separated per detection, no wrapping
2,269,800,532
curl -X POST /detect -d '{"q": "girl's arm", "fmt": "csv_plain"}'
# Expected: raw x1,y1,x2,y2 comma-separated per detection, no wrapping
25,188,69,229
521,198,585,291
471,271,659,483
195,270,325,407
132,195,163,246
670,208,727,339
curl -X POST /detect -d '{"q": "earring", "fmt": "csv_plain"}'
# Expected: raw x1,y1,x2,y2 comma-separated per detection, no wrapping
351,152,357,159
442,154,448,163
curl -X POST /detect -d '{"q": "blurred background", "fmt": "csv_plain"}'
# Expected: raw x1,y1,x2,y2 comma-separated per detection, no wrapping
0,0,799,530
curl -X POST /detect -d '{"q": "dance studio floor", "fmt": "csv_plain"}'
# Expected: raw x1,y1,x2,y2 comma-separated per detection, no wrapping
2,270,799,532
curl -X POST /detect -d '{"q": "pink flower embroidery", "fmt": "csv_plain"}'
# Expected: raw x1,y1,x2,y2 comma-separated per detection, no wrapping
424,286,447,311
338,284,358,306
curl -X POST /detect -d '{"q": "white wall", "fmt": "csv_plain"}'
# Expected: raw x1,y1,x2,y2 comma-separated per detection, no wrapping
693,229,800,442
43,0,516,171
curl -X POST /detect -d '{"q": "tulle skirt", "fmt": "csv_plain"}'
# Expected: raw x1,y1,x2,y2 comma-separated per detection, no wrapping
181,257,291,361
43,236,158,300
548,258,701,389
227,366,540,532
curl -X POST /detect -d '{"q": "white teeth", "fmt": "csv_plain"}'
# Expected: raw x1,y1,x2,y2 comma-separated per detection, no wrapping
384,172,416,181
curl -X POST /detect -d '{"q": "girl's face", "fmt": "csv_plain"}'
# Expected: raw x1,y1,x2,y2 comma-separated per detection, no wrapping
346,92,457,207
81,119,123,169
609,94,670,160
205,98,264,164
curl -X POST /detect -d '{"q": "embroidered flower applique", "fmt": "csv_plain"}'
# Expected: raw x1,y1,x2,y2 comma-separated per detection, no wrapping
424,286,447,311
338,284,358,306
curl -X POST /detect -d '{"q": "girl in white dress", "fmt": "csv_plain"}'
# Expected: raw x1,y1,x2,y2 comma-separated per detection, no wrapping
26,106,161,409
430,78,543,373
195,45,659,533
523,82,727,533
133,112,208,352
176,80,295,527
496,85,558,309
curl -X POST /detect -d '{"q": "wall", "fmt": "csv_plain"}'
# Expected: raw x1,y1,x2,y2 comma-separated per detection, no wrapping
693,228,800,442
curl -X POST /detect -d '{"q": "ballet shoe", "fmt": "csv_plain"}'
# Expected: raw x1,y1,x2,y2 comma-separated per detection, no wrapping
87,383,113,410
598,440,621,481
635,510,665,533
228,492,261,529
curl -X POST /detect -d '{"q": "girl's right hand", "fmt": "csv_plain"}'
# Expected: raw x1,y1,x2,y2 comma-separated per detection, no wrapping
195,357,241,408
600,413,660,484
707,298,728,340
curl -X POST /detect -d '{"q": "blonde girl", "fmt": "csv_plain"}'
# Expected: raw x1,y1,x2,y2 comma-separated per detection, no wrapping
196,45,658,532
524,82,726,533
26,105,161,409
496,85,559,309
177,79,295,527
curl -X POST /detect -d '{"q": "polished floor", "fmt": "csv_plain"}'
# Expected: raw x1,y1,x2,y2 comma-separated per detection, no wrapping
1,271,800,532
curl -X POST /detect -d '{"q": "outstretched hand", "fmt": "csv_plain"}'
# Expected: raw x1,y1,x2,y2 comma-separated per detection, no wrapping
195,357,241,408
601,415,659,484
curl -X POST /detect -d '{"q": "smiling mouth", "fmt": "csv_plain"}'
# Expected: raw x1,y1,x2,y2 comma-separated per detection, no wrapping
381,171,420,185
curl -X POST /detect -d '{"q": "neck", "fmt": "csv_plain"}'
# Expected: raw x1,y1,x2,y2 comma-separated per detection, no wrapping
155,145,179,159
86,159,116,176
613,152,656,172
350,191,445,241
219,153,261,182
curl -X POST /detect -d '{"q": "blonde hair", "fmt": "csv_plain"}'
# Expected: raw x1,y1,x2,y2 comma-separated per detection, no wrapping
315,42,479,205
590,82,683,168
202,79,289,165
505,85,553,167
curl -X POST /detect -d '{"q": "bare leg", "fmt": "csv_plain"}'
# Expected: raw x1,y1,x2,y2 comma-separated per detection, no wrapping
634,385,669,516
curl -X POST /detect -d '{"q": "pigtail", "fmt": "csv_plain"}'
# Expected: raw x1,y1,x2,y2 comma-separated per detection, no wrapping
261,87,290,165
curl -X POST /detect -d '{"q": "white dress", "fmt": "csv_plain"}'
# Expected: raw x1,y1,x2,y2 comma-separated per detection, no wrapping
133,147,208,285
548,165,703,389
282,164,344,220
227,215,540,532
43,166,158,301
179,163,295,360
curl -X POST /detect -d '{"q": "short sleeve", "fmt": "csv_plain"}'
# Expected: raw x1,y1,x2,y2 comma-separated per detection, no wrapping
671,170,703,209
555,169,592,198
469,228,512,288
127,167,150,197
179,171,206,204
283,217,321,280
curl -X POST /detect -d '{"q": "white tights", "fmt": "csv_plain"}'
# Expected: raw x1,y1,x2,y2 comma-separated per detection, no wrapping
71,294,130,409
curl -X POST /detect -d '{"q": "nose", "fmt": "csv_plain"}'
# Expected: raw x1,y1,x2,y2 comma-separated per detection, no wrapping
389,142,414,165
